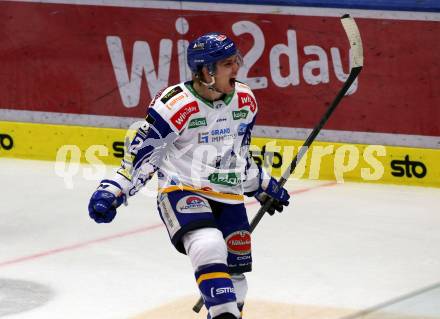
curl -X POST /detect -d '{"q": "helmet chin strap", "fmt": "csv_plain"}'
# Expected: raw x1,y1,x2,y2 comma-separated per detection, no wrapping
199,74,224,95
201,80,223,94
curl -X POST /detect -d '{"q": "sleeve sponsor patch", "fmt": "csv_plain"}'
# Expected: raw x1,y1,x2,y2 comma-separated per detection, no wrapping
166,92,189,110
237,92,257,113
161,86,183,104
170,101,200,130
145,114,156,125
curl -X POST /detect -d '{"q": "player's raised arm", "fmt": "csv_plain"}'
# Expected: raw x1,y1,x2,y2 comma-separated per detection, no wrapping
87,95,179,224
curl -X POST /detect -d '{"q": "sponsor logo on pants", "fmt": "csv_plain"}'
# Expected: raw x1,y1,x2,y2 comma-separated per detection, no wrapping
210,286,235,298
226,231,251,255
176,195,211,213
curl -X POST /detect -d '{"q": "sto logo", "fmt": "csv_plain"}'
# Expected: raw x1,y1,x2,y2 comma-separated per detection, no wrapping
0,134,14,151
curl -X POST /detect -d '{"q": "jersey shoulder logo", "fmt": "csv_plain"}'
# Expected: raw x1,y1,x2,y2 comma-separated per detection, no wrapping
161,86,183,104
165,92,189,110
237,92,257,113
170,101,200,130
148,87,166,110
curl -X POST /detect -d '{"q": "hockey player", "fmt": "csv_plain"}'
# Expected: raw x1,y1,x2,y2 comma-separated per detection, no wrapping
88,32,290,319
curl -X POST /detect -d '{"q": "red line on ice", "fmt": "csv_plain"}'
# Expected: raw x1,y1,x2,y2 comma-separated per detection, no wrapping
0,224,163,268
0,181,336,268
246,181,337,206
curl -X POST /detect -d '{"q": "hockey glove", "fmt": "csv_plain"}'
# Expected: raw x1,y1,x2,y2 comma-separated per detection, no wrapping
255,175,290,215
88,180,126,223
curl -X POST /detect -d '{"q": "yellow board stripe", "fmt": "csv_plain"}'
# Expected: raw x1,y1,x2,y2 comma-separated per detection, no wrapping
196,272,231,285
159,186,244,201
2,121,440,188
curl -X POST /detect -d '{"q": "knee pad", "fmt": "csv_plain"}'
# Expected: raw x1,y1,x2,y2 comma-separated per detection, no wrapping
183,227,227,269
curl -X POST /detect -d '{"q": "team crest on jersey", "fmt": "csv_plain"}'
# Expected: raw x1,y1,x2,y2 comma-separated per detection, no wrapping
171,101,200,130
176,196,210,214
237,92,257,113
161,86,183,104
226,231,251,255
213,100,225,109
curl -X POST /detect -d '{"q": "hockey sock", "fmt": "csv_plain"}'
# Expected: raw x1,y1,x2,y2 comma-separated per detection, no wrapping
195,263,240,318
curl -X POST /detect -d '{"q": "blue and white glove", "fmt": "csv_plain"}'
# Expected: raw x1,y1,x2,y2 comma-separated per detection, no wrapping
254,169,290,215
88,180,126,223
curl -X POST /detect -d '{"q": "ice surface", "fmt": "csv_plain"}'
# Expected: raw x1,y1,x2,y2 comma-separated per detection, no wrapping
0,158,439,318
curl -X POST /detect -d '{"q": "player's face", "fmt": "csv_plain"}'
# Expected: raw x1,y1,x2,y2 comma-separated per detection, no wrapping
213,54,242,94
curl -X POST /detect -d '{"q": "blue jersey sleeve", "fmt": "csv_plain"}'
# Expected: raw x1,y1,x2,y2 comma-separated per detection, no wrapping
116,108,178,196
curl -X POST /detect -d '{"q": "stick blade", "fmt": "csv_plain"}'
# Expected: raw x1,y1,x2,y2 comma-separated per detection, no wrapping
341,15,364,68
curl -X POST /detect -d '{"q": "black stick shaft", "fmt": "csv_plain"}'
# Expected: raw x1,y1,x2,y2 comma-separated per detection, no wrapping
251,66,362,228
192,66,362,313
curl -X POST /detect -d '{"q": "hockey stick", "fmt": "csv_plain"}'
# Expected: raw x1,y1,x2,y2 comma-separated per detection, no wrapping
192,14,364,313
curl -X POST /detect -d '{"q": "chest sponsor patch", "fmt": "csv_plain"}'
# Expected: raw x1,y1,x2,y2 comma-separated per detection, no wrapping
171,101,200,130
226,231,251,255
188,117,207,129
237,92,257,113
176,195,211,214
161,86,183,104
232,110,248,120
198,132,209,143
211,128,230,136
208,172,241,186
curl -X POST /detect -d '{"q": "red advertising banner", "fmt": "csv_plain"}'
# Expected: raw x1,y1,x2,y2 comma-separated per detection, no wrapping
0,1,439,136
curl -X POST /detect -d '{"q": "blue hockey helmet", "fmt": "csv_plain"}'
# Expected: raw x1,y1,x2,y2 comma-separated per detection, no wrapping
187,32,238,74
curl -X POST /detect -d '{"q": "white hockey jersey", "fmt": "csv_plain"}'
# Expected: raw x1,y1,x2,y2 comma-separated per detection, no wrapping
114,81,266,204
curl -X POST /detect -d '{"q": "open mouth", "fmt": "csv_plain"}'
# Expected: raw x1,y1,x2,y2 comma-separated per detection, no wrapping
229,78,236,86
